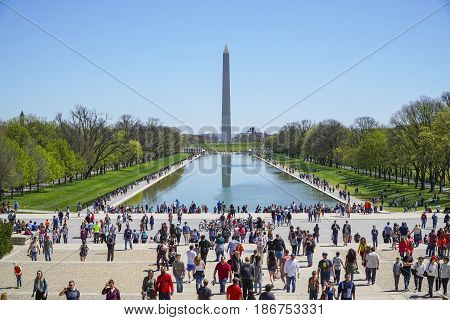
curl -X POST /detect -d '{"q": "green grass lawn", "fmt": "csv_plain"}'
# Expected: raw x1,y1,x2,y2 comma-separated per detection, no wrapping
200,142,261,152
271,154,449,212
8,154,190,211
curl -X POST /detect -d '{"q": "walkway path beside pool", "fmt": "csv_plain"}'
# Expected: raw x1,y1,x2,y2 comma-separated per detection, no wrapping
253,154,364,205
104,154,202,209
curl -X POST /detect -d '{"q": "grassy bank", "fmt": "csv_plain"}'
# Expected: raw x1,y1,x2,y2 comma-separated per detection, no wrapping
8,154,190,211
271,154,449,212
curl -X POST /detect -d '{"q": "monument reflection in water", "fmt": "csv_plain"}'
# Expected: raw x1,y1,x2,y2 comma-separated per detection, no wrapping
221,154,231,188
123,154,337,209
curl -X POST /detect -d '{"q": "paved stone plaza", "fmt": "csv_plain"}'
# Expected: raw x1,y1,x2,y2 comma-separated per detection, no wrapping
1,212,448,300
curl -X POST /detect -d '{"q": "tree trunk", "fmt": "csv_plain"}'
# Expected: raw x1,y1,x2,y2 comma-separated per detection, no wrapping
420,168,426,190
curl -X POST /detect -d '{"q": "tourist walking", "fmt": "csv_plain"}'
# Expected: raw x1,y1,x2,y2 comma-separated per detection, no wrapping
172,254,185,293
79,243,89,261
194,255,206,292
32,270,48,300
344,249,358,281
254,255,263,294
332,252,344,284
155,267,174,300
102,279,121,300
59,281,80,300
308,271,319,300
240,256,255,299
401,251,414,291
124,226,133,250
425,256,439,298
106,236,115,262
412,257,425,292
141,270,156,300
259,284,276,300
43,236,53,261
226,278,243,300
197,279,212,300
337,274,355,300
440,257,449,298
317,252,333,289
186,245,196,282
393,257,402,291
284,253,300,293
365,247,379,285
13,263,22,288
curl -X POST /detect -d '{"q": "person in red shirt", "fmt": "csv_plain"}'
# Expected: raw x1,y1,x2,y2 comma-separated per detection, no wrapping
226,278,243,300
214,256,232,294
154,267,174,300
13,263,22,288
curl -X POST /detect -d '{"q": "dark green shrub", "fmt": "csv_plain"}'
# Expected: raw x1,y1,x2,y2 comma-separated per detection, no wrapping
0,222,13,259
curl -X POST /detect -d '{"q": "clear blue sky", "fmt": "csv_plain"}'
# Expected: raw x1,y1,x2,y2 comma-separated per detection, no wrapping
1,0,449,133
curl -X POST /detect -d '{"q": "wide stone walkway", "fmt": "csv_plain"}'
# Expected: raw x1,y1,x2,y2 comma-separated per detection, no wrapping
1,237,445,300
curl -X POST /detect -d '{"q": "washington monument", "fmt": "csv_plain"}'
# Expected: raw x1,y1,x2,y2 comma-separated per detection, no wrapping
221,45,231,142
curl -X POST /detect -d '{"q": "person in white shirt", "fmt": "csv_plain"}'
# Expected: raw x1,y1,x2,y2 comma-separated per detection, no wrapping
283,254,300,293
364,247,379,285
412,257,426,292
440,257,449,298
186,245,197,283
425,256,439,298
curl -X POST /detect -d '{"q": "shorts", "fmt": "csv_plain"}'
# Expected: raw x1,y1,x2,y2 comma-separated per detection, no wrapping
187,264,195,272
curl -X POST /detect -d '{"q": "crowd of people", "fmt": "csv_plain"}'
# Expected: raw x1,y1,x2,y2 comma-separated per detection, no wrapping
4,201,449,301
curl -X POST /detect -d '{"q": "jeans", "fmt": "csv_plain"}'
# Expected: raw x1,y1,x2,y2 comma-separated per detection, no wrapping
291,245,297,256
159,291,171,300
107,249,114,261
414,275,423,291
367,268,376,284
63,234,68,244
394,274,400,291
31,252,37,261
125,238,133,250
332,234,338,246
286,276,296,293
215,250,225,261
403,269,411,290
372,237,378,249
442,278,449,295
94,233,100,243
195,272,205,292
242,278,253,299
219,278,227,294
334,269,341,284
427,276,435,297
309,289,318,300
44,251,52,261
413,235,421,247
255,281,262,294
16,275,22,287
427,244,436,257
306,252,313,266
175,276,184,293
314,235,319,243
275,250,283,263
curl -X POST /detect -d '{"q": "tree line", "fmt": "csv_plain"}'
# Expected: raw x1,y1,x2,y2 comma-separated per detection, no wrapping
263,92,450,193
0,105,183,200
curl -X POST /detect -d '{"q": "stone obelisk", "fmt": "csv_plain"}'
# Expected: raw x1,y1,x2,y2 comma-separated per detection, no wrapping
221,45,231,143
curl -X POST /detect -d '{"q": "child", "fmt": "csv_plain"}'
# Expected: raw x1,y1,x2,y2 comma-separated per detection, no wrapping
13,263,22,288
308,271,319,300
